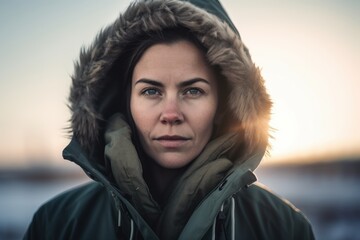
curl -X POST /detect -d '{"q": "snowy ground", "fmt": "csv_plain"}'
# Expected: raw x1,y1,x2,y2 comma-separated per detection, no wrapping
1,160,359,240
255,164,360,240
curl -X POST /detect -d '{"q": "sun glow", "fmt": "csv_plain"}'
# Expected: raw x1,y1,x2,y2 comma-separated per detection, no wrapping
222,0,360,163
0,1,359,166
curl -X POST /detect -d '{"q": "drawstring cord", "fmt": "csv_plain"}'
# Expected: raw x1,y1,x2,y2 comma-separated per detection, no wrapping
211,217,216,240
129,219,134,240
212,197,236,240
231,197,235,240
118,205,134,240
212,203,225,240
111,191,134,240
113,192,237,240
110,191,122,228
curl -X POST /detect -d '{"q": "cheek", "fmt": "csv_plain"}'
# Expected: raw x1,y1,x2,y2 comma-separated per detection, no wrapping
192,100,218,138
130,96,157,142
130,96,146,134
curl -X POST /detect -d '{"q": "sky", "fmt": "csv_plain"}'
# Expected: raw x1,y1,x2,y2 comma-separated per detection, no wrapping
0,0,359,167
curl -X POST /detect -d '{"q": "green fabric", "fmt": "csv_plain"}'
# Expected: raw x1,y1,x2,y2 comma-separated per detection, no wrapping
24,0,315,238
157,137,235,239
24,135,315,239
105,113,161,224
179,169,256,240
61,137,160,239
24,179,315,240
104,113,236,239
24,183,118,240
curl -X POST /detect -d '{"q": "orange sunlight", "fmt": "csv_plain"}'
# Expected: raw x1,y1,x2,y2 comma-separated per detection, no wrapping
0,1,359,167
222,1,360,164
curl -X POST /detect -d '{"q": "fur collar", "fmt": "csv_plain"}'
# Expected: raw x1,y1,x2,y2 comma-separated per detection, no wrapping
68,0,272,164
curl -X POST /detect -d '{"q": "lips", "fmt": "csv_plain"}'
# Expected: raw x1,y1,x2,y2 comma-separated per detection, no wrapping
156,135,189,140
154,135,191,148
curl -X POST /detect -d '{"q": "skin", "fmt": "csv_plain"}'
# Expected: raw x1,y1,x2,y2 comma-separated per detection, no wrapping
130,40,218,169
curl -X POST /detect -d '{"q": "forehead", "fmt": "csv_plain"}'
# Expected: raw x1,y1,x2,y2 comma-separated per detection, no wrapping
132,40,216,85
140,40,205,61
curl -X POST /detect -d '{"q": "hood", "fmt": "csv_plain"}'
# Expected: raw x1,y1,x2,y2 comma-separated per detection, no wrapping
67,0,272,166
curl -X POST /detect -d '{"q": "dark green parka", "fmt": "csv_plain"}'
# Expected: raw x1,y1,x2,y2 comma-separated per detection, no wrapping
24,0,315,239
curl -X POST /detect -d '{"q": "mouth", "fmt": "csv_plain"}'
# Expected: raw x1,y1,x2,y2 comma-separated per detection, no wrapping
156,135,190,141
154,135,191,148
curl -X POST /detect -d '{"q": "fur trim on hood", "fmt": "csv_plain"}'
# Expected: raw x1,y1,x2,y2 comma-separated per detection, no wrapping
68,0,272,163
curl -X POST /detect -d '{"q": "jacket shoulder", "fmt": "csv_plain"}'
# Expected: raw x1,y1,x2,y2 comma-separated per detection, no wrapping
34,181,110,218
233,182,315,240
240,182,304,216
24,182,117,240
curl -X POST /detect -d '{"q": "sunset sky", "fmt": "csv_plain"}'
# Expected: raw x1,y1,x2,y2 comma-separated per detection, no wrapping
0,0,359,167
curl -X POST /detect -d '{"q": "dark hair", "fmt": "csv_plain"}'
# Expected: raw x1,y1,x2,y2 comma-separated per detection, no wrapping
95,27,228,169
124,27,207,87
121,27,230,143
124,28,230,135
118,28,212,161
122,27,208,123
100,27,207,121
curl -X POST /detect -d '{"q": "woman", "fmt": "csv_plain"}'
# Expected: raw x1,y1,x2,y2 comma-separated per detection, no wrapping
25,0,315,239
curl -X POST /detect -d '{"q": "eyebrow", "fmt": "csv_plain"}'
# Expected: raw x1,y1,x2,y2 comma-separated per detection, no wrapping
135,79,163,87
134,78,210,88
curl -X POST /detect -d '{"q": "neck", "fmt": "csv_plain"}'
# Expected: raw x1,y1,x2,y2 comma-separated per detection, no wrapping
144,159,187,207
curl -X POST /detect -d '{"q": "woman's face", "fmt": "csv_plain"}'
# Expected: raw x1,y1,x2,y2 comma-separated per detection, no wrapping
130,40,218,168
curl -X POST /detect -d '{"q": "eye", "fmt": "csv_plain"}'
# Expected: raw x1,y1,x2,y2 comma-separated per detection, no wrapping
141,88,161,96
184,88,204,97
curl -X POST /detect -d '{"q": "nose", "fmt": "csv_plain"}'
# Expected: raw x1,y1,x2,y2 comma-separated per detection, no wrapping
160,98,184,125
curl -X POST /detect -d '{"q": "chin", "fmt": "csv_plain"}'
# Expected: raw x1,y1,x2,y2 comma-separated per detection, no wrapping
155,154,193,169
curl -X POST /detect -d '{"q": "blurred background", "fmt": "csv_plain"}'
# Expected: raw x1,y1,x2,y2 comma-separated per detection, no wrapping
0,0,359,239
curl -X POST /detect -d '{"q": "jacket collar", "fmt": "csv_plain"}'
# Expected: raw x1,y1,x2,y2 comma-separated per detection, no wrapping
63,136,258,239
63,137,160,239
